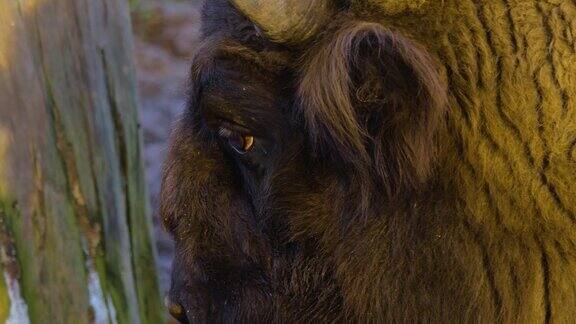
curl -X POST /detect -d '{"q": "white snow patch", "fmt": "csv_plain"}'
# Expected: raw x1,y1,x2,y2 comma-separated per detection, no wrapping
4,271,30,324
86,258,111,324
83,239,116,324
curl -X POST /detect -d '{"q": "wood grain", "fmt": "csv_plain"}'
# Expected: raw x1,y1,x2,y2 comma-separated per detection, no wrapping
0,0,163,322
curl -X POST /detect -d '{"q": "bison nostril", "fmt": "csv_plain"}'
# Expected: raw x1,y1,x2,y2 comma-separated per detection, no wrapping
165,296,188,323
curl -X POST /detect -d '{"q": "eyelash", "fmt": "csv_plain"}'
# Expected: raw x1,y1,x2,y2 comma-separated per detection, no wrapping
217,126,255,154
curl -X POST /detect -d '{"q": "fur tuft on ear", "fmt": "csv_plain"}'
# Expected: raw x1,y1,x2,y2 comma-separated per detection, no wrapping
297,19,447,199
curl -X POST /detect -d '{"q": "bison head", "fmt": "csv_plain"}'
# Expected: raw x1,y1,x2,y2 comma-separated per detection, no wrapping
161,0,447,322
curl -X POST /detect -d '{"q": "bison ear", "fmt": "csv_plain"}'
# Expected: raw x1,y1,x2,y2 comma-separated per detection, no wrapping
297,21,447,198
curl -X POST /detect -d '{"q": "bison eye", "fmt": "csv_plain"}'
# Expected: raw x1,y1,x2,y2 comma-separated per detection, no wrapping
217,126,255,154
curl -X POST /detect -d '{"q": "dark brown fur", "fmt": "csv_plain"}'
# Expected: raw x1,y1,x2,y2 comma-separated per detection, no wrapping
161,1,459,322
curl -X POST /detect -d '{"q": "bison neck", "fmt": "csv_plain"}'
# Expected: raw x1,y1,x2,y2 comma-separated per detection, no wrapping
320,0,576,322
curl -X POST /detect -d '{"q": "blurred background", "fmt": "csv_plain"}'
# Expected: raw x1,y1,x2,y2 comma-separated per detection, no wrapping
131,0,203,294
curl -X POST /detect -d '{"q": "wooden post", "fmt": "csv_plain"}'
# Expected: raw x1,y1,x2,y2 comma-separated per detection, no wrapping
0,0,164,323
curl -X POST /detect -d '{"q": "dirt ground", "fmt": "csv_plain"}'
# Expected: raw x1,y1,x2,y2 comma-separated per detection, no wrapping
132,0,203,294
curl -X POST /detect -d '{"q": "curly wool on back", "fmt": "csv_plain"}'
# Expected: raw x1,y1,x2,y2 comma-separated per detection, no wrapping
384,1,576,322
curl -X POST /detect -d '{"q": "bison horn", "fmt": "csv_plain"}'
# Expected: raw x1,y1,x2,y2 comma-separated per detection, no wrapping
229,0,334,43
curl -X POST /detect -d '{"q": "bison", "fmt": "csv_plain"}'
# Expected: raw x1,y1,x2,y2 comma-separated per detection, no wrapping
161,0,576,322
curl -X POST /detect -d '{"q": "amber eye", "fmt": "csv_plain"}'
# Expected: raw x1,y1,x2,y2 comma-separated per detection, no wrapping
217,127,255,154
